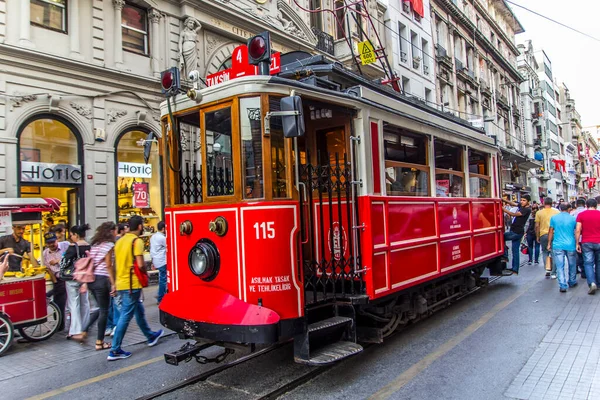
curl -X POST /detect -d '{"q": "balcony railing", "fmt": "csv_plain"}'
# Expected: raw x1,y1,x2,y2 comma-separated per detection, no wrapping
314,29,334,56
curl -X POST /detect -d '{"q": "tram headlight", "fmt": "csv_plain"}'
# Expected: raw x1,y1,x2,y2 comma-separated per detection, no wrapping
188,239,220,281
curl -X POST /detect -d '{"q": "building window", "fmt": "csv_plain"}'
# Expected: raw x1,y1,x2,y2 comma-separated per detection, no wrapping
398,22,408,63
31,0,67,33
122,3,149,55
435,140,464,197
309,0,323,32
383,123,429,196
334,0,346,40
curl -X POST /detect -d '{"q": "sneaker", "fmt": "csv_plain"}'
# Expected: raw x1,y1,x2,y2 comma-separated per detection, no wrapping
589,282,597,295
104,328,113,336
111,327,116,337
551,274,557,279
545,272,551,277
148,329,164,347
107,349,132,361
560,288,567,293
569,283,578,288
528,261,532,265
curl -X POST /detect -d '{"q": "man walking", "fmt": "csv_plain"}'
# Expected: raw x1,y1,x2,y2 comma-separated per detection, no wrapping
150,221,167,304
108,215,163,361
526,204,540,265
548,204,577,293
575,198,600,295
502,195,532,275
536,197,560,278
571,198,587,278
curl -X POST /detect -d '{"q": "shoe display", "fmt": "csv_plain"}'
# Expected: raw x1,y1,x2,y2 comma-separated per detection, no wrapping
107,349,132,361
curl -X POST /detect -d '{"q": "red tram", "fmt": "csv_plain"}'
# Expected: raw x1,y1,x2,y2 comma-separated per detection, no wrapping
158,35,506,366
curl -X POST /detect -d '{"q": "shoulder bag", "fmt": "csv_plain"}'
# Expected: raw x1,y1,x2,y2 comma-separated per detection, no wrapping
130,238,149,290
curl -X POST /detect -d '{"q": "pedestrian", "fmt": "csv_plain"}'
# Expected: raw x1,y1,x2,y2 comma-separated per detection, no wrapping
571,198,587,279
43,232,67,331
105,222,129,336
0,224,40,272
82,222,117,350
557,198,565,210
63,224,91,342
526,204,540,265
536,197,560,278
502,195,532,275
108,215,163,361
150,221,167,304
575,198,600,295
547,204,577,293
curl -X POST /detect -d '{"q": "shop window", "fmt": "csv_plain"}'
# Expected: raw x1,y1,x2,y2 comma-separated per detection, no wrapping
383,123,429,196
269,97,289,199
435,140,464,197
469,149,491,198
116,130,162,247
122,3,148,55
31,0,67,33
240,97,263,199
205,107,234,197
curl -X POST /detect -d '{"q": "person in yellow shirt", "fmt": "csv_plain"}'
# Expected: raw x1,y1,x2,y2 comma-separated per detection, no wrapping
108,216,163,361
536,197,560,278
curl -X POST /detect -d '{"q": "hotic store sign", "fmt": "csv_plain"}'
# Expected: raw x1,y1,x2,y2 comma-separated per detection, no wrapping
21,161,82,184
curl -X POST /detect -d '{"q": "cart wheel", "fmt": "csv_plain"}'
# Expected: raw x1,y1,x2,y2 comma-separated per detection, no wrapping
18,301,61,342
0,312,14,356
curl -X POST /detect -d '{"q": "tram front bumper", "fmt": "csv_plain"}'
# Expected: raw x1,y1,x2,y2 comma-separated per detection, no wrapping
159,286,281,344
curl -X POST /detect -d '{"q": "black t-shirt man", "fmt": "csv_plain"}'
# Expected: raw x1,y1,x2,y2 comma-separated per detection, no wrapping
0,225,35,272
510,205,531,235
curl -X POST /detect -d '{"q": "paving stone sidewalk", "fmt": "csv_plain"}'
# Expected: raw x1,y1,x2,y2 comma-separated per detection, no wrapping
0,286,172,382
505,286,600,400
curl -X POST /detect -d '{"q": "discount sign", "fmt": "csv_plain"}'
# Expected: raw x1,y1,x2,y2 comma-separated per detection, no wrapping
133,183,150,208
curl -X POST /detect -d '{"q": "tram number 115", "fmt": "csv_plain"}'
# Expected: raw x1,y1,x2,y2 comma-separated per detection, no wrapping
254,222,275,239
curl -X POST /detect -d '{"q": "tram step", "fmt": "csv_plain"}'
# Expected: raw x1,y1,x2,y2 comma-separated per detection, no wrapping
308,316,353,334
296,341,363,366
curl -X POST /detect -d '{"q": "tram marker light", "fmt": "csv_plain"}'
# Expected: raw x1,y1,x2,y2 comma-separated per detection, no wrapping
160,67,180,96
247,32,271,75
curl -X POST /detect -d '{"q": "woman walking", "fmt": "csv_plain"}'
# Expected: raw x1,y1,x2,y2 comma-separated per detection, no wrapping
63,224,91,342
83,222,117,350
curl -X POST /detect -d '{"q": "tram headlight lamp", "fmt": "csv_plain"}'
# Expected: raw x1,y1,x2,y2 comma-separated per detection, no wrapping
188,239,220,281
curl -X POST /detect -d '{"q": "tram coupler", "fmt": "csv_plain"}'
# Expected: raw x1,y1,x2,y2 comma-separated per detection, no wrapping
164,342,215,366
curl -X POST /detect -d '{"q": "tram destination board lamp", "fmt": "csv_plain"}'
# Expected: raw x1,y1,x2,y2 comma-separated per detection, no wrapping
247,32,271,75
161,67,181,97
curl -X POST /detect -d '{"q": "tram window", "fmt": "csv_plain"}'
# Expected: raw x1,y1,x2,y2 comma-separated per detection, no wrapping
269,97,289,198
434,140,464,197
383,124,427,165
177,112,203,204
386,166,429,196
468,150,490,198
240,97,263,199
205,107,235,197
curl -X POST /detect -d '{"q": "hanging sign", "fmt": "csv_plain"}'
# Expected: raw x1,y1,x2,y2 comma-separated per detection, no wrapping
0,210,12,228
206,45,281,87
132,183,150,208
21,162,82,184
358,40,376,65
118,162,152,178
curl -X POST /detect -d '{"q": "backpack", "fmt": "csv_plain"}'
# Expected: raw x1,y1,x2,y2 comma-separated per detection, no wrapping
73,244,95,283
130,238,149,289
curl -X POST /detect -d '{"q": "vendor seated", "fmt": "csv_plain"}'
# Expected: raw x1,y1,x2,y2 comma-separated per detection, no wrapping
0,224,39,272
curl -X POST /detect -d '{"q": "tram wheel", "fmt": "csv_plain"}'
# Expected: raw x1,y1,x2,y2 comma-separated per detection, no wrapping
18,301,61,342
0,312,14,356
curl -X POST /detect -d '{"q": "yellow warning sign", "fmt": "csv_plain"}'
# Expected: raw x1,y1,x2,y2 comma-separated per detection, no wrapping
358,40,376,65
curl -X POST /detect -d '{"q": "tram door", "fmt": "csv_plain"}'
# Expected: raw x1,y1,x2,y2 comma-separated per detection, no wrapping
299,120,361,302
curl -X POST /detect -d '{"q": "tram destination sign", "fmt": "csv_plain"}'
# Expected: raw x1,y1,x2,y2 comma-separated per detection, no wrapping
206,45,281,87
21,161,82,184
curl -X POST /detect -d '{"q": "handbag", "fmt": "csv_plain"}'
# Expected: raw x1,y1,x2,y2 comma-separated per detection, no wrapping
130,238,149,289
520,236,529,255
74,246,95,284
545,254,553,271
59,245,78,280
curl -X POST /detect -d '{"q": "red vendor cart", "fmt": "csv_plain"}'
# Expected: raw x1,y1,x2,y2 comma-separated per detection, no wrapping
0,198,63,356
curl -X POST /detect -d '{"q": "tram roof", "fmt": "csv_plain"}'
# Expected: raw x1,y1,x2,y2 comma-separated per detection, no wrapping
161,55,497,150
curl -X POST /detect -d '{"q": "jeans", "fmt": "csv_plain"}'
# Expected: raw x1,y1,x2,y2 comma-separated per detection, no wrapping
66,280,90,336
582,243,600,287
539,234,553,273
553,249,577,290
157,265,167,304
527,232,540,263
49,277,67,331
106,294,122,330
111,289,156,352
84,275,111,341
504,231,523,272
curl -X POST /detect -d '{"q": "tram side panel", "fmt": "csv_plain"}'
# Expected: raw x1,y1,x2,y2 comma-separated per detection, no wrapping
359,196,504,300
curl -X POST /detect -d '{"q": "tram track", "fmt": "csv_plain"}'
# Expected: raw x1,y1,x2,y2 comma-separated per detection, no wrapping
137,275,503,400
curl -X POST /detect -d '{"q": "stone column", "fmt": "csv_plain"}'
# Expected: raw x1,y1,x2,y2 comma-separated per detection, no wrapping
69,0,83,59
114,0,125,67
19,0,34,47
149,9,162,75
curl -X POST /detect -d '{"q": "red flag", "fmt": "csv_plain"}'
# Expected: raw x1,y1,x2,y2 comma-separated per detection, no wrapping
409,0,424,18
588,178,597,189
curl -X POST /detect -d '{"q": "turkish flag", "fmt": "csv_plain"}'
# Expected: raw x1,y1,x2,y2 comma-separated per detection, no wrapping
409,0,424,17
589,178,597,189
